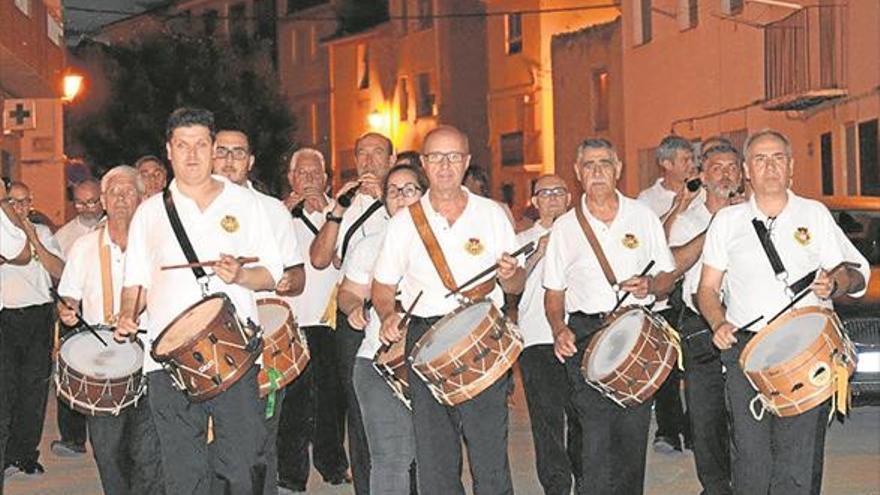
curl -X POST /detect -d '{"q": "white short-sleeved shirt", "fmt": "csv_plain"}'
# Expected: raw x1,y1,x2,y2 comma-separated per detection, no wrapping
637,178,677,217
1,209,28,311
58,227,159,369
55,216,99,257
701,191,870,331
543,193,676,315
373,188,518,318
516,223,554,347
290,200,340,327
345,231,385,358
336,192,389,262
668,201,713,312
123,176,283,372
247,182,304,302
1,223,61,308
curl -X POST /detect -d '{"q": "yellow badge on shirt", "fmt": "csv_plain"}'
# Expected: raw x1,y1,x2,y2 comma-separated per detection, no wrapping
622,233,639,249
464,238,485,256
794,227,811,246
220,215,239,233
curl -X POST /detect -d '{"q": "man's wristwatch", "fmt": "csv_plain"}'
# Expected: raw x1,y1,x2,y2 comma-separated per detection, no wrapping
325,211,343,224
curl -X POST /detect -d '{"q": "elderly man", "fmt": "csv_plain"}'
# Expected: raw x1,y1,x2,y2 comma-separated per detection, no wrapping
373,125,524,495
1,182,65,479
56,166,165,495
135,155,169,198
544,138,677,495
309,132,395,493
697,129,869,495
277,147,350,492
115,107,282,495
517,174,583,494
55,179,104,257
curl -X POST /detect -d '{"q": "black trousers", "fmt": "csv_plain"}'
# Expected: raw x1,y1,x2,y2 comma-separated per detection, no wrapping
680,309,731,495
721,336,830,495
407,316,513,495
148,366,268,495
0,304,53,466
87,396,165,495
653,308,687,443
567,312,652,495
335,312,370,494
263,387,284,495
57,325,88,447
277,325,348,485
519,344,582,495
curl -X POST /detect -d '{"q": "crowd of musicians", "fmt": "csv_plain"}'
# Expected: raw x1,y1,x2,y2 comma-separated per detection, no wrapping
0,106,870,495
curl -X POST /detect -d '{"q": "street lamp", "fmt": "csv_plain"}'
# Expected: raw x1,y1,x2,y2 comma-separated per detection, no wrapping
367,109,388,131
62,72,84,102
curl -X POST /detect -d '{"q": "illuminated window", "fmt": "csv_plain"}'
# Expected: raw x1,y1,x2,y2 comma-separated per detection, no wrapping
592,70,610,131
357,44,370,90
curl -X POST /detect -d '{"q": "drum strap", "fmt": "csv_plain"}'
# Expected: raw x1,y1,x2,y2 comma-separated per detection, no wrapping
98,226,114,325
751,219,816,298
162,189,209,289
292,209,319,236
408,202,496,301
340,200,383,263
574,199,618,288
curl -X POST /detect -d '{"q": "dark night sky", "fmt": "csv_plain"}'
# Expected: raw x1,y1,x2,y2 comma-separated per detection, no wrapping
63,0,168,35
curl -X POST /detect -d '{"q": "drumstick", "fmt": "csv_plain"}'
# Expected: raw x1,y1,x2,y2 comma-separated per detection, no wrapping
444,242,536,298
376,290,423,356
765,261,859,325
160,256,260,271
49,287,108,347
609,260,656,314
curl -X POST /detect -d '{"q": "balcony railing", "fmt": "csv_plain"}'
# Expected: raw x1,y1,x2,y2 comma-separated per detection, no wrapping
763,5,847,111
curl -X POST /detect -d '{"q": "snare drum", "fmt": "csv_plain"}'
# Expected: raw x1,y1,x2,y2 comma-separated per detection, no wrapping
373,331,411,410
739,306,856,418
151,294,262,402
581,307,679,407
410,300,523,406
55,327,145,416
256,298,310,397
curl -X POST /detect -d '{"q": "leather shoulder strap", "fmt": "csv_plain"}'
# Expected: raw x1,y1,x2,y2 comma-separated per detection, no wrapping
409,201,459,292
97,226,114,324
574,200,617,287
162,188,207,281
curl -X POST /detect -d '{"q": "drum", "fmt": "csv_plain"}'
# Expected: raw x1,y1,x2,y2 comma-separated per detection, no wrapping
581,307,679,407
256,298,310,397
55,327,145,416
410,299,523,406
373,331,411,410
151,294,262,402
739,306,856,418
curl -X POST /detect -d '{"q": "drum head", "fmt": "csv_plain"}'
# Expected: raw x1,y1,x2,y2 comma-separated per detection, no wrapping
744,313,827,371
61,329,143,379
587,310,644,380
156,297,225,354
414,301,493,364
258,301,290,337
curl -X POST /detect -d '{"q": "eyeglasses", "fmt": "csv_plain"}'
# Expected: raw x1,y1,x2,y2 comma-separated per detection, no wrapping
534,186,568,198
8,197,31,207
213,147,249,160
386,183,422,199
74,198,101,208
423,152,467,165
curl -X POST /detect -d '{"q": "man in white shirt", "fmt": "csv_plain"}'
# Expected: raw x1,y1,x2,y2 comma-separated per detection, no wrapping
338,163,428,495
134,155,168,198
637,135,696,453
697,129,870,495
56,165,165,495
51,178,105,458
373,125,524,495
0,179,29,492
115,107,283,495
544,138,678,495
667,140,743,495
1,182,65,479
277,147,350,492
310,132,394,494
516,174,583,494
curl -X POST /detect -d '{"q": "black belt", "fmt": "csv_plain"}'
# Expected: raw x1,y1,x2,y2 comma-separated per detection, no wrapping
568,311,604,321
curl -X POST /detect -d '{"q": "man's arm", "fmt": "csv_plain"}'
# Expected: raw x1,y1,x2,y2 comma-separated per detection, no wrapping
115,285,148,341
696,264,737,350
545,288,576,362
275,265,306,297
339,277,371,330
23,222,64,279
309,214,342,270
671,232,706,278
372,280,403,344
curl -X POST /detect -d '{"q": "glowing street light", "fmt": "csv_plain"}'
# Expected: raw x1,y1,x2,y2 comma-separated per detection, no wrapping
62,73,84,102
367,109,388,132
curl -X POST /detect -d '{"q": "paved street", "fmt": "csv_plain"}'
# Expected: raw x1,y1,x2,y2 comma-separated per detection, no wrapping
6,385,879,495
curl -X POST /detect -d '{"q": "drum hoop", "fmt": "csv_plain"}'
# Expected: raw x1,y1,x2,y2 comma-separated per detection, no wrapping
739,306,839,373
587,307,650,379
54,368,145,416
57,331,145,382
411,299,495,365
152,293,235,360
257,297,297,337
